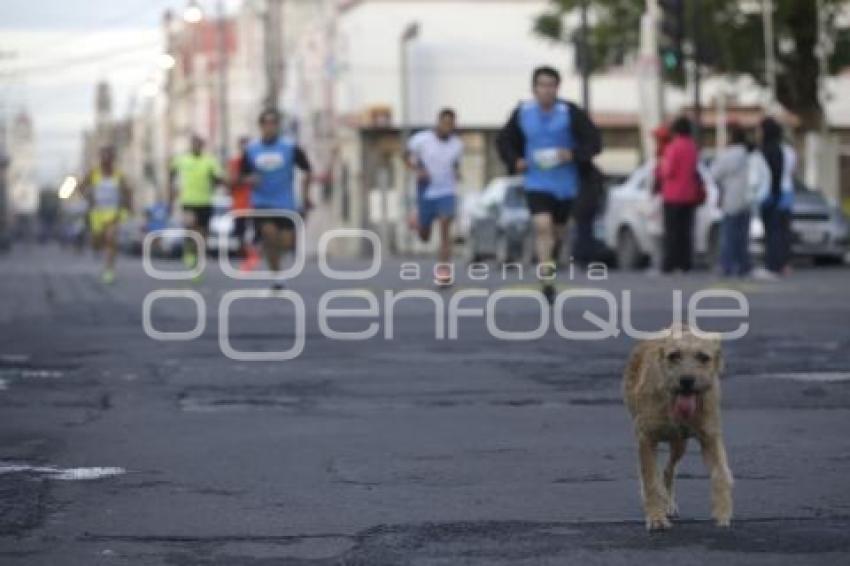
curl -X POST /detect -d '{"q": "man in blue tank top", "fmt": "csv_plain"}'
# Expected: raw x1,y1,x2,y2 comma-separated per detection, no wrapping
240,109,312,290
497,66,601,304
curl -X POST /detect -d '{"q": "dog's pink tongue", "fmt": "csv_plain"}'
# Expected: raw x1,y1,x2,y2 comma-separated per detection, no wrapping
673,394,697,420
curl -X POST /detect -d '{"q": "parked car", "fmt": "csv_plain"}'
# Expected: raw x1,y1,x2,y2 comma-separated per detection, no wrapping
117,204,183,258
117,216,146,256
750,180,849,264
465,176,531,263
601,161,722,269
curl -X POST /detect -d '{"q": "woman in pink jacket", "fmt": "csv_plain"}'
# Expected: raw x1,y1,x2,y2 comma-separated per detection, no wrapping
660,116,702,273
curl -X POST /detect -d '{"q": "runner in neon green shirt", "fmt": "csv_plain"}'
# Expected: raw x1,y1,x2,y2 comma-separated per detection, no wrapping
168,135,223,270
80,145,132,284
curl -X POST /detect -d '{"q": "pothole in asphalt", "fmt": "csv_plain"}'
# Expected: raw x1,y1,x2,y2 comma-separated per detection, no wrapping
177,382,333,413
217,537,355,561
569,397,622,406
553,474,615,484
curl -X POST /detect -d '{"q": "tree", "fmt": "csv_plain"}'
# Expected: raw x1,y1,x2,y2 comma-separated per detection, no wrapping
533,0,850,130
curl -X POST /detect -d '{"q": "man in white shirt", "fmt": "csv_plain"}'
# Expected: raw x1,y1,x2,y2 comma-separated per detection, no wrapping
406,108,464,284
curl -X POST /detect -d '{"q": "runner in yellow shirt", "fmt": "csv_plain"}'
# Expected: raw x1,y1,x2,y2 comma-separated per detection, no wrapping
168,135,223,270
80,146,132,284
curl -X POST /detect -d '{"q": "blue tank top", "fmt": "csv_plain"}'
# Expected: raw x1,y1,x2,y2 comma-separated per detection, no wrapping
245,137,296,209
520,100,579,200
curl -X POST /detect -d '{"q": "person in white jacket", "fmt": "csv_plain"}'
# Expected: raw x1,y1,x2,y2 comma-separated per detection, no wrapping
710,123,762,277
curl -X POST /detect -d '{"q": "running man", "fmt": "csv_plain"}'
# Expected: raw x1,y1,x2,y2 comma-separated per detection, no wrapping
168,134,223,270
405,108,464,286
79,146,132,284
240,109,312,290
497,66,601,304
228,136,260,270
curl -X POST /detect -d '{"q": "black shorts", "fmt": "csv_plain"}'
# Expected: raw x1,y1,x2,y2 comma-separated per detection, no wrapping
525,191,573,225
233,216,249,239
183,205,213,229
254,215,296,233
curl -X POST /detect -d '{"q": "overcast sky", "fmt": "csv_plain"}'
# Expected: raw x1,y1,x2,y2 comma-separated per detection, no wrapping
0,0,240,183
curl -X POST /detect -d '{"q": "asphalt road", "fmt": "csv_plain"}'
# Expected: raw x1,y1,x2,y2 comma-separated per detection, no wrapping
1,245,850,565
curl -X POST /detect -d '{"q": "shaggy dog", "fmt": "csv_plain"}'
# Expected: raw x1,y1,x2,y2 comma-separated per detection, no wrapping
623,325,733,531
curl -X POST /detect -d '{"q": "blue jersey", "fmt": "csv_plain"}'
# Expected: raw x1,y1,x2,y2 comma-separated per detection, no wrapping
245,137,297,210
520,100,579,200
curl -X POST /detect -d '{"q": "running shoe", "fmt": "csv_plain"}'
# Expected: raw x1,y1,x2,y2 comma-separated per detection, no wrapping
542,283,556,305
435,264,452,287
240,247,261,272
182,251,198,269
539,261,557,305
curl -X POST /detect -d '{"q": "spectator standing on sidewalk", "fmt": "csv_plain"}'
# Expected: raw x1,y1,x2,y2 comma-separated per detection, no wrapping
758,117,796,277
710,123,762,277
659,116,702,273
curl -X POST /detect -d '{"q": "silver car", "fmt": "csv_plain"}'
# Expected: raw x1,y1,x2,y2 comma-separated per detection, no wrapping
750,181,849,264
465,176,531,263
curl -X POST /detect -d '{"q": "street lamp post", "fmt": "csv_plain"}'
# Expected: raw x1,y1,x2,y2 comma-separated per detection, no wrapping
579,0,591,112
183,0,230,164
762,0,777,111
691,0,703,145
216,0,229,165
263,0,284,111
0,150,9,252
399,22,419,255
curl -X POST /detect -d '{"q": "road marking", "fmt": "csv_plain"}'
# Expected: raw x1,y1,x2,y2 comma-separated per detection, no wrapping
753,372,850,383
0,462,125,480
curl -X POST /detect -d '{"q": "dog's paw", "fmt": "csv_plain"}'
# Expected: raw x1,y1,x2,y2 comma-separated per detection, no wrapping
714,515,732,528
645,514,672,531
666,498,679,518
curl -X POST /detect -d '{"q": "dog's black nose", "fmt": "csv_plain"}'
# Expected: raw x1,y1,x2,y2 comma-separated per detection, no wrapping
679,376,696,392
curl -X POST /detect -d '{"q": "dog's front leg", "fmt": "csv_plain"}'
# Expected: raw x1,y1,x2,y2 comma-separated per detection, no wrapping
699,434,734,527
638,434,670,531
664,437,687,517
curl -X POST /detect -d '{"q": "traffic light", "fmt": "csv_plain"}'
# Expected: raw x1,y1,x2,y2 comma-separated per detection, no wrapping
659,0,685,75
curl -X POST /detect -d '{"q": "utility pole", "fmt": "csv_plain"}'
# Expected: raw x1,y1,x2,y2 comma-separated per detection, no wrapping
0,71,9,251
264,0,283,111
579,0,591,112
762,0,777,111
647,0,664,122
816,0,831,136
217,0,229,164
399,22,419,255
691,0,702,145
0,136,8,252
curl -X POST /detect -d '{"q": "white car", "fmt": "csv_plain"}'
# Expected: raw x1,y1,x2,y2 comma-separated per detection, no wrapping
207,192,241,255
602,161,722,269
